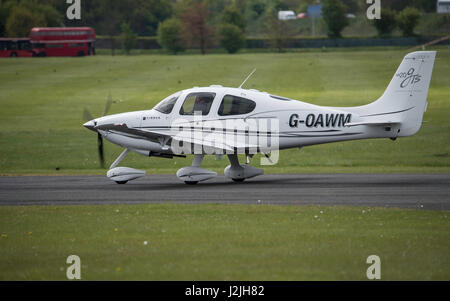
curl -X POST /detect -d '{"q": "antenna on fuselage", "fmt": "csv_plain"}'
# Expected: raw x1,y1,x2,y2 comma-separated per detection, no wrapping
238,68,256,89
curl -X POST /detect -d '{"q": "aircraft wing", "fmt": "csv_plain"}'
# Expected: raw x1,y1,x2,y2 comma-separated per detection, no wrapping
96,123,167,142
95,123,259,153
172,129,260,152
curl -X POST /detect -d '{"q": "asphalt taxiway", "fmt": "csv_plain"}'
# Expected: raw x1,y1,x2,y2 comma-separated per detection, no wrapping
0,174,448,210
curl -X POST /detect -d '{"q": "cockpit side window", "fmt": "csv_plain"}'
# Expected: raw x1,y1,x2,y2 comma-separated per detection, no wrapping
180,92,215,115
218,95,256,116
153,93,180,114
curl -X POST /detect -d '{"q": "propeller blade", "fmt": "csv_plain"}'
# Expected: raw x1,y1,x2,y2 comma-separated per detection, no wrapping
84,92,115,168
98,133,105,168
102,93,113,116
83,108,94,121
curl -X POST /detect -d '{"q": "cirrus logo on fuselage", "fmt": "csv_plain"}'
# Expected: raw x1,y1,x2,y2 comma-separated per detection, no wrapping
396,68,421,88
289,113,352,128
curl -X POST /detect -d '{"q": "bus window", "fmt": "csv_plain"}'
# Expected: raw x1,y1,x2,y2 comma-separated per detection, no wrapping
18,41,31,51
69,43,85,47
46,44,63,48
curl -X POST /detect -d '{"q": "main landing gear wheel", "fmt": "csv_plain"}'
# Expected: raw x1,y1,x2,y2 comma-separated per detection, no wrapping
184,181,198,185
115,181,128,184
232,178,245,182
177,155,217,185
224,154,264,183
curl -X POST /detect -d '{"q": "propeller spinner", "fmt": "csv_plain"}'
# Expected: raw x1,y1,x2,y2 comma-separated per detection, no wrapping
83,93,115,168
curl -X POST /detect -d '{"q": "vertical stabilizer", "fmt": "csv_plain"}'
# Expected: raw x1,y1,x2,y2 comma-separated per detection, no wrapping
362,51,436,136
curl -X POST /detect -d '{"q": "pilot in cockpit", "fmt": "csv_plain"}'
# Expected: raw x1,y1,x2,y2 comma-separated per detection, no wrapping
193,95,210,115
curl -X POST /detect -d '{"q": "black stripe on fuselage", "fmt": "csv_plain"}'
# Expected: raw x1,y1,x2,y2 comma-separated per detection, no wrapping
359,106,415,117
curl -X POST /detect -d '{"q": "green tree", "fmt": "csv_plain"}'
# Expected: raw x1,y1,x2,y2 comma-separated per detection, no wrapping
52,0,172,36
120,22,137,55
297,0,312,13
180,1,215,55
382,0,408,11
96,1,122,55
20,0,62,27
221,7,247,32
129,0,172,36
5,6,46,37
272,0,289,11
219,23,245,54
0,1,14,36
157,18,185,54
1,0,62,37
322,0,349,38
373,8,397,37
341,0,359,13
263,7,293,52
397,7,421,37
246,0,266,18
413,0,436,12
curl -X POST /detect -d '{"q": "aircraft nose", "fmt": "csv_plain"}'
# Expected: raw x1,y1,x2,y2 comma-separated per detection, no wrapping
83,120,97,132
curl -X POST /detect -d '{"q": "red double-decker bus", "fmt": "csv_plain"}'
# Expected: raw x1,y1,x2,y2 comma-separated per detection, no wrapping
30,27,96,57
0,38,33,57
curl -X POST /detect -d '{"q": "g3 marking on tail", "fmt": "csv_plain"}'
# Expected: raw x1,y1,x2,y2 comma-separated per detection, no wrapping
396,68,421,88
289,113,352,128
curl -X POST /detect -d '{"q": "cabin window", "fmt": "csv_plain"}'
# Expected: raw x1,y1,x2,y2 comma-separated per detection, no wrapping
153,93,180,114
218,95,256,116
180,92,215,115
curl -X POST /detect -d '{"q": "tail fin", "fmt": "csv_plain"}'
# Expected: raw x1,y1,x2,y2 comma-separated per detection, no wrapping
363,51,436,137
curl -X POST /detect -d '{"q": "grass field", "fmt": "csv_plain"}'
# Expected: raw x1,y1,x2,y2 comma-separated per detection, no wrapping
0,204,448,280
0,46,449,175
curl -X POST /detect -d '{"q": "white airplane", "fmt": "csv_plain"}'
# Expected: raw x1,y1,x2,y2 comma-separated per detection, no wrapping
83,51,436,184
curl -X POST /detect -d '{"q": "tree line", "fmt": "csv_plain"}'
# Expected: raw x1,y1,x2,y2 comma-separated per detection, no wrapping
0,0,437,54
322,0,423,38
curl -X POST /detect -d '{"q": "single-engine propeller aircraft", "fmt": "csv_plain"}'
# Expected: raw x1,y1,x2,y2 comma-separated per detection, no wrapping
83,51,436,184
